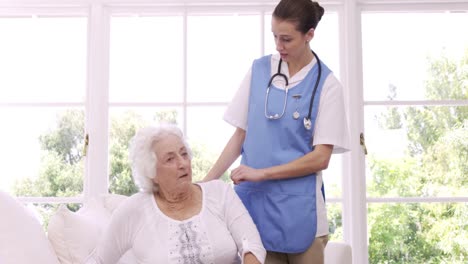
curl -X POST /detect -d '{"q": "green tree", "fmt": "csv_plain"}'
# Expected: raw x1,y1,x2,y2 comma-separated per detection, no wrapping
39,110,85,165
406,49,467,156
376,83,403,130
14,109,227,199
13,110,85,223
14,110,84,199
107,111,146,195
368,49,468,263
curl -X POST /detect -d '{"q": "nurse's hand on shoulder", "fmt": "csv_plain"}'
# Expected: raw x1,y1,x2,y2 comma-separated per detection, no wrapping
230,165,266,185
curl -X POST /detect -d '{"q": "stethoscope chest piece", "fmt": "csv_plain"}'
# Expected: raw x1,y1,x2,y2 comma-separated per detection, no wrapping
303,117,312,130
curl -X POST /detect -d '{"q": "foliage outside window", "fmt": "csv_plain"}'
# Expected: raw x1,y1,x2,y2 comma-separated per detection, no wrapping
366,42,468,264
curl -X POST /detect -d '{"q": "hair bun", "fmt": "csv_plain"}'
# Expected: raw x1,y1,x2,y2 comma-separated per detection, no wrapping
311,1,324,22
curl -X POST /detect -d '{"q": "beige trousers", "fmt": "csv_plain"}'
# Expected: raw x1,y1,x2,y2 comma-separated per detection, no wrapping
265,235,329,264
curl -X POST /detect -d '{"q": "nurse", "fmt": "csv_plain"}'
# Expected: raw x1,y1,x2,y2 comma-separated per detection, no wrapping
203,0,350,263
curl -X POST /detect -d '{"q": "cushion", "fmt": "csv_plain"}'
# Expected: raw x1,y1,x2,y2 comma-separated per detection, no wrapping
0,190,60,264
48,194,127,264
324,241,352,264
102,193,128,213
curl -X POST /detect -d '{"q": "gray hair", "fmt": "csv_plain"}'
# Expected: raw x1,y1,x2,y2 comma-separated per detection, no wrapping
128,124,193,193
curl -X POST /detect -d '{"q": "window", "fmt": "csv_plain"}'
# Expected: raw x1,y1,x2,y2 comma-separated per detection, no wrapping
0,16,87,200
362,12,468,263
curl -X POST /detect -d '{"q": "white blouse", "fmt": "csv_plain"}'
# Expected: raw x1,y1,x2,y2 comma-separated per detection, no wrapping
86,180,266,264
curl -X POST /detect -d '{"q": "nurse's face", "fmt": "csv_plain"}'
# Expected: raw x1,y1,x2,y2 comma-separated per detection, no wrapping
271,17,312,63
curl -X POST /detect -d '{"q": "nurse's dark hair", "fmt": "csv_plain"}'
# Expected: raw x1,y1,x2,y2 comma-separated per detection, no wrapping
273,0,325,34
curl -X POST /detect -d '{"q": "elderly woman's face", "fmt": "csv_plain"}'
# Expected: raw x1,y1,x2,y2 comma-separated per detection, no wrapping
153,134,192,191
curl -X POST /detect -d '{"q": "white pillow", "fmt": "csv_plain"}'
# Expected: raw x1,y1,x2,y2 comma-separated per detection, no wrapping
47,199,110,264
47,194,128,264
0,190,60,264
102,193,128,214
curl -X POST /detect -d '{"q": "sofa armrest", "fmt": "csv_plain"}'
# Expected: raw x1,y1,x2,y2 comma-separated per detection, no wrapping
0,191,60,264
325,241,352,264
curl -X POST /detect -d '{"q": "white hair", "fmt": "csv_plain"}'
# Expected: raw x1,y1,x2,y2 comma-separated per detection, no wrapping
128,124,193,193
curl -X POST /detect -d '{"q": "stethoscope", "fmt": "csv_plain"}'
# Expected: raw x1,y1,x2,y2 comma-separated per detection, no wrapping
264,49,322,130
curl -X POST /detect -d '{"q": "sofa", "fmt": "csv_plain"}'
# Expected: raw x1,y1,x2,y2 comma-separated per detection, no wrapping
0,190,351,264
0,190,129,264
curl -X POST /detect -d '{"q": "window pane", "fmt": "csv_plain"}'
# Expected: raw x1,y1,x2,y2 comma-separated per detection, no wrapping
362,12,468,101
109,16,184,102
108,107,183,195
186,106,235,182
327,202,343,241
368,203,468,263
264,12,340,78
0,108,85,197
323,155,343,198
186,106,232,154
187,14,261,102
0,17,87,102
365,105,467,197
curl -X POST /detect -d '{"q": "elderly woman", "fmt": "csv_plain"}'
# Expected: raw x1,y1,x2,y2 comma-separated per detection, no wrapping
86,124,265,264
